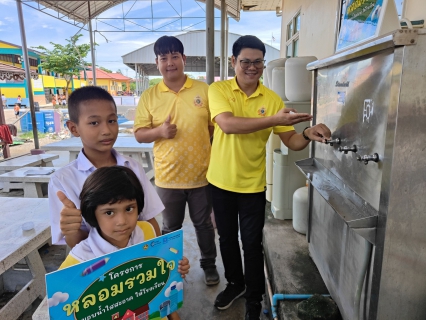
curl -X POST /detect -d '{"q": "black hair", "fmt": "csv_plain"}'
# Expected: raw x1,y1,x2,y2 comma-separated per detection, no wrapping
68,86,117,123
80,166,145,231
232,35,266,58
154,36,184,57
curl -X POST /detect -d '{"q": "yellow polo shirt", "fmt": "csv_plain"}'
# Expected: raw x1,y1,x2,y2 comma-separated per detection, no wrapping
134,77,212,189
207,77,294,193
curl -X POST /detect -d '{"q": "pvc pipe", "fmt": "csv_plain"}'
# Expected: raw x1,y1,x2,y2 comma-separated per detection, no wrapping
264,259,330,319
273,294,309,319
264,261,276,319
400,17,413,29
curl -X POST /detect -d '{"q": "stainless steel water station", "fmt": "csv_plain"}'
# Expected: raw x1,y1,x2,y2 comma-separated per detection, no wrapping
296,29,426,320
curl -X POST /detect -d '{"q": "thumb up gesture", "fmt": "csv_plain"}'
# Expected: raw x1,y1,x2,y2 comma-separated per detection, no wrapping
161,114,178,139
57,191,82,235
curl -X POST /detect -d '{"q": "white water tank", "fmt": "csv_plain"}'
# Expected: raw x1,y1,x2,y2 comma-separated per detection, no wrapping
293,186,309,234
285,56,317,102
271,101,311,220
266,132,281,202
265,58,286,202
265,58,286,89
271,148,290,219
272,67,286,100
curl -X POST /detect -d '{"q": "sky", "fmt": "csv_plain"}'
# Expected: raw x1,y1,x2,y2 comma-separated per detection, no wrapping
0,0,283,78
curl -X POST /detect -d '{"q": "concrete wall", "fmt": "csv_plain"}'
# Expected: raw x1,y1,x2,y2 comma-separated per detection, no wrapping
280,0,338,60
279,0,426,62
404,0,426,21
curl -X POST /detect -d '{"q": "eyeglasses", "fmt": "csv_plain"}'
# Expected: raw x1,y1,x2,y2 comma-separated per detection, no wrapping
239,59,266,70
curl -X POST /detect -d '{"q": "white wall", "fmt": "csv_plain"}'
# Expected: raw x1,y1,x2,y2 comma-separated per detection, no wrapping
280,0,338,60
280,0,426,62
404,0,426,21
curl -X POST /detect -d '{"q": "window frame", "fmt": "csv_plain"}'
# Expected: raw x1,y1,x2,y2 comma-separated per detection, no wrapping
286,10,301,58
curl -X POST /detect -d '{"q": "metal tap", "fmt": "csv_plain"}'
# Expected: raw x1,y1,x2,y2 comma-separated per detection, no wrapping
338,145,357,154
325,138,341,146
357,153,379,165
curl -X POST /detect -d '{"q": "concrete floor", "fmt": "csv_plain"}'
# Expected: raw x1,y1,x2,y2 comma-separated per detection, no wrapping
0,150,271,320
0,149,335,320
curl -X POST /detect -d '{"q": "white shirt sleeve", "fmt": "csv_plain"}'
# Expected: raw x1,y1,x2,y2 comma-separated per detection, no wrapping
48,170,89,245
127,158,164,221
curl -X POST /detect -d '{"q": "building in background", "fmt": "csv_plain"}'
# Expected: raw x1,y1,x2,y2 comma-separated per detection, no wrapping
0,40,87,106
80,68,132,95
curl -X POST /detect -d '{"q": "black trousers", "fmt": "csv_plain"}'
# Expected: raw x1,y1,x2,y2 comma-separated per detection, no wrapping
210,184,266,303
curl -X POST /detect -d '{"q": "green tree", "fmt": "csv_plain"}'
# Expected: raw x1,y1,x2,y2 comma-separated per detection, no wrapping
149,78,162,87
116,69,122,74
33,34,90,99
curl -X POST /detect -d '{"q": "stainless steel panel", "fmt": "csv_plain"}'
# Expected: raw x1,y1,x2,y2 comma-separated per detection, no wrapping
375,34,426,320
315,49,394,211
307,29,418,71
310,190,371,320
296,158,378,244
307,30,426,320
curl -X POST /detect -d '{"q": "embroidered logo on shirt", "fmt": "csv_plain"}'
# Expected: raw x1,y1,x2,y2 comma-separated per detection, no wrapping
258,106,267,117
194,96,203,107
229,97,236,102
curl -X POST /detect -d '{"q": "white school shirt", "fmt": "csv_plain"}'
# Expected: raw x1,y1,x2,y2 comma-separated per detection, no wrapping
48,148,164,245
69,223,146,262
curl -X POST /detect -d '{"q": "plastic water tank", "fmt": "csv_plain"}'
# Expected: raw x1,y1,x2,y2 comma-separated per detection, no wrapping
271,148,290,220
293,186,309,234
266,133,281,202
272,67,286,101
265,58,286,89
285,56,317,102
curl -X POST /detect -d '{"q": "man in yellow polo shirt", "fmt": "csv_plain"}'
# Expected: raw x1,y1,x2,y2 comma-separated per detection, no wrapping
208,35,331,320
134,36,219,286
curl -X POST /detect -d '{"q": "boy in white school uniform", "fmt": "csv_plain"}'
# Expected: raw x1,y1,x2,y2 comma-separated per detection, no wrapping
48,86,164,248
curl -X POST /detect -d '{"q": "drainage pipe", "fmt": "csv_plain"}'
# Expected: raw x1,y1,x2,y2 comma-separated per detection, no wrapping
264,260,330,319
264,260,276,319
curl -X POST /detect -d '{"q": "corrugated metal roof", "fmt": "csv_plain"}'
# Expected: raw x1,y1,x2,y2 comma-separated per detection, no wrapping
0,63,39,79
196,0,241,21
240,0,282,12
34,1,127,24
23,0,280,27
122,30,280,76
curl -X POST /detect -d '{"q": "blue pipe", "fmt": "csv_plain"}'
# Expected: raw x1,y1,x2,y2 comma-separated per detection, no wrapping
272,294,330,319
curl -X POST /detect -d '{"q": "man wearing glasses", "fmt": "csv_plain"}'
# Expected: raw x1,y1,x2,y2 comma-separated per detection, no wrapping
207,35,331,319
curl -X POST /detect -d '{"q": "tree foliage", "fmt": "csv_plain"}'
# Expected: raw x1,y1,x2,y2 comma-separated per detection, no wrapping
33,34,90,97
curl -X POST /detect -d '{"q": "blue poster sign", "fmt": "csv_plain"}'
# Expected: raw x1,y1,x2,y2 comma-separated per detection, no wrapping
337,0,385,51
46,230,184,320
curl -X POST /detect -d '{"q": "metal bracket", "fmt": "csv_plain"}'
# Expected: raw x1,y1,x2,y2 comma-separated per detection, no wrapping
393,29,418,46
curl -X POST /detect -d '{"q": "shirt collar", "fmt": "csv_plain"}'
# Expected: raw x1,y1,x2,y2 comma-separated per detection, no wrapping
159,76,193,92
231,76,264,97
77,148,129,171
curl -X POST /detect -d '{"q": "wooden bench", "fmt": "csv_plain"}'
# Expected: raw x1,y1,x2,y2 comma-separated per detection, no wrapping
0,153,59,192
